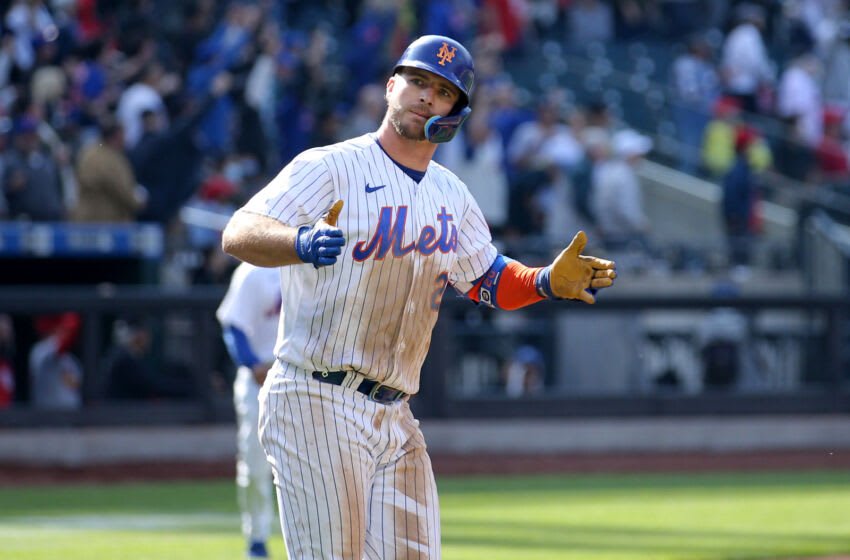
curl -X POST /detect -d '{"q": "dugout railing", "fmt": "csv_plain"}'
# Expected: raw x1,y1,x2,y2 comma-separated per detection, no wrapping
1,285,849,427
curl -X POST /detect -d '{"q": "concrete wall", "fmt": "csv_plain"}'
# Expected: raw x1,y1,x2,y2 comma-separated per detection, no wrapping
639,161,797,245
3,416,849,466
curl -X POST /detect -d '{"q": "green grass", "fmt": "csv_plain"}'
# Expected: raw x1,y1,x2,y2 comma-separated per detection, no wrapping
1,471,849,559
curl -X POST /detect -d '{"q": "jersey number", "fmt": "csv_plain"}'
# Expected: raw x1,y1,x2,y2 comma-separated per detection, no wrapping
430,272,449,311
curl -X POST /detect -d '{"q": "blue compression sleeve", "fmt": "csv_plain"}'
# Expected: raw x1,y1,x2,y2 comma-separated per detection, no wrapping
222,325,260,368
475,254,511,307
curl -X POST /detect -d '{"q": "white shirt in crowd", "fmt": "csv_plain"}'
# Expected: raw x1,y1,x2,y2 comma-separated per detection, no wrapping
776,57,824,146
721,23,774,95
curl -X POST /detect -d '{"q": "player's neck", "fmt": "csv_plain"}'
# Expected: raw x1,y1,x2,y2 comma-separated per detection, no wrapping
375,122,436,172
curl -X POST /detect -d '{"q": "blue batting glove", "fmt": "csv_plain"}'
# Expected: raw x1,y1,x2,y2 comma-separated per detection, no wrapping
295,224,346,268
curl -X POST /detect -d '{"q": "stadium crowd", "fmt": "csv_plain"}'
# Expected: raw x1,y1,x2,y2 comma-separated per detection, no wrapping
1,0,849,405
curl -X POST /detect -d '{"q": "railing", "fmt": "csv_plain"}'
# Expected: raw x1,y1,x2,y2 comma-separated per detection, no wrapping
1,286,848,427
803,209,850,294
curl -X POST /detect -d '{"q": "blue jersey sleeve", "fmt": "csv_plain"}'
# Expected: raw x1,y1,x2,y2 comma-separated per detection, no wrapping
222,325,261,368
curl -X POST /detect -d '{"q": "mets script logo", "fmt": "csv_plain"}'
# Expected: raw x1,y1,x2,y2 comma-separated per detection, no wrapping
352,206,458,261
436,42,456,66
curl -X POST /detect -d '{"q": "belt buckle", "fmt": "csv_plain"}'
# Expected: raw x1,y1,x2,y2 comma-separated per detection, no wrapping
368,382,400,404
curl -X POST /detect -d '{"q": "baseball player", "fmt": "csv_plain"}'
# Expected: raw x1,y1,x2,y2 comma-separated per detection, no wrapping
216,262,282,559
221,34,617,559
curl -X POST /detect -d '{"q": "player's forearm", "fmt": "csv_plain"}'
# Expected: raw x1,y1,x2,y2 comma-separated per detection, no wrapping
222,209,302,267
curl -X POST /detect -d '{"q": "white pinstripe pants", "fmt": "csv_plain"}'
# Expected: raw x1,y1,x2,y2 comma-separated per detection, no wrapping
258,362,440,559
234,366,275,544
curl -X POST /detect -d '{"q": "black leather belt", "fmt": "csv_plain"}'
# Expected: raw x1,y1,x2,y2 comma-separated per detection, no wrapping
312,371,407,404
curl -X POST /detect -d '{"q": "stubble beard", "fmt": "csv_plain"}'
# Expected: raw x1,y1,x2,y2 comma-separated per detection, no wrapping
388,104,426,141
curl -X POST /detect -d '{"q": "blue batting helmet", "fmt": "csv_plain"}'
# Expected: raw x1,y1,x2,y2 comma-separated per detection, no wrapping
393,35,474,143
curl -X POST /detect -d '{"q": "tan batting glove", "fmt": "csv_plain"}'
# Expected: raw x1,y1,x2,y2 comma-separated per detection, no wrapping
324,199,344,227
535,231,617,304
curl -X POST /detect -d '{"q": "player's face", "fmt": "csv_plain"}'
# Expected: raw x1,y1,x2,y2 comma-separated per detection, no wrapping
386,68,461,141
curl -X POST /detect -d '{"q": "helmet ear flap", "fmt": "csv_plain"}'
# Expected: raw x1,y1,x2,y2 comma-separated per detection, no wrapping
424,107,472,143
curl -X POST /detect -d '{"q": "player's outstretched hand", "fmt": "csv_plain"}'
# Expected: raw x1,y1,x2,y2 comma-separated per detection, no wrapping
535,231,616,304
295,200,346,268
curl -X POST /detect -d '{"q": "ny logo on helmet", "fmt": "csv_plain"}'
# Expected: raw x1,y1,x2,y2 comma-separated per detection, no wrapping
436,42,456,66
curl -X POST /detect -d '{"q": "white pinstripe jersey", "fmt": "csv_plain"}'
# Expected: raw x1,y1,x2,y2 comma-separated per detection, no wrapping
243,133,497,394
216,262,282,360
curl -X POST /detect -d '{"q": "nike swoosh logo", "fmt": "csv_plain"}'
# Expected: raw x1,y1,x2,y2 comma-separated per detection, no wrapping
365,183,386,193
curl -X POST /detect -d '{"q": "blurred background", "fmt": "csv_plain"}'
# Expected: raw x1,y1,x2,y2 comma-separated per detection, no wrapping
0,0,849,466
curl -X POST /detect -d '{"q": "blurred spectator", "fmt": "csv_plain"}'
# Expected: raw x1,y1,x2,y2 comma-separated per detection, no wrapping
274,28,336,164
63,38,117,136
191,244,237,285
572,125,611,227
44,1,79,56
75,0,107,44
244,20,283,172
721,126,761,267
772,53,822,182
502,344,545,397
822,20,850,111
478,0,530,53
186,1,261,158
29,38,66,108
344,0,402,97
613,0,663,40
311,107,345,147
110,0,158,65
696,281,751,390
4,0,57,73
507,93,584,236
701,96,772,178
103,317,194,401
776,53,823,149
0,117,12,218
28,312,82,410
437,111,509,235
0,32,15,92
783,0,842,57
73,117,147,222
131,71,233,224
183,171,239,251
814,106,849,183
591,128,652,251
1,115,65,221
170,1,217,75
720,2,774,114
658,0,704,39
472,37,508,86
772,116,813,183
0,314,15,408
116,60,170,149
340,83,386,140
567,0,614,46
487,76,535,177
669,34,720,174
583,99,616,132
421,0,477,46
